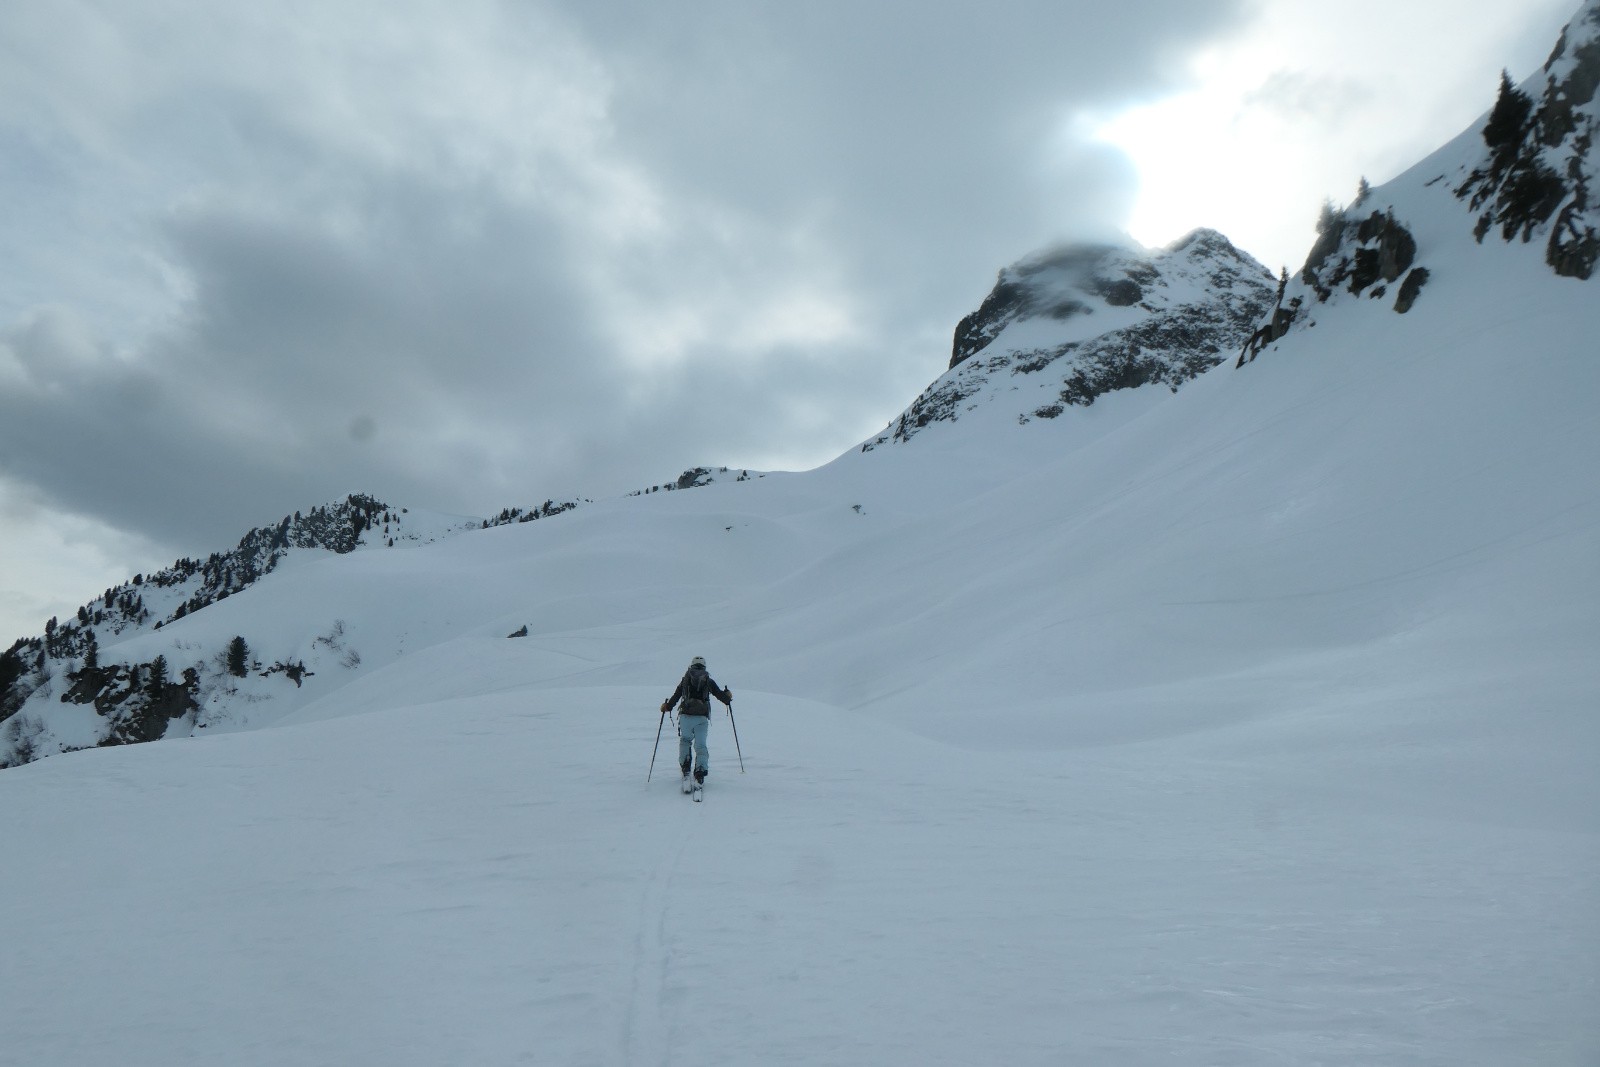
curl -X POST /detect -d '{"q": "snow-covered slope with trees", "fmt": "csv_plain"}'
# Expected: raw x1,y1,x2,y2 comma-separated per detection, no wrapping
2,5,1598,1064
2,469,756,758
1241,0,1600,365
0,495,488,757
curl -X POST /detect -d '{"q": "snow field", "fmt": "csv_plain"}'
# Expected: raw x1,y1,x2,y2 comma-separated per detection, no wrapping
4,666,1594,1066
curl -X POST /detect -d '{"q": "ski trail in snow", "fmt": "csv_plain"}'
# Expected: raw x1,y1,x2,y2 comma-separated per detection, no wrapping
620,814,690,1067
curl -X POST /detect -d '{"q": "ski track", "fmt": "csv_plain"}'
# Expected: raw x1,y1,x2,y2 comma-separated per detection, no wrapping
621,795,690,1067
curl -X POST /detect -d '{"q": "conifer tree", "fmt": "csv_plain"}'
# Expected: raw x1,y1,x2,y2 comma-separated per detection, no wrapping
1483,69,1533,153
147,655,168,694
0,646,24,698
1315,198,1343,235
227,637,250,678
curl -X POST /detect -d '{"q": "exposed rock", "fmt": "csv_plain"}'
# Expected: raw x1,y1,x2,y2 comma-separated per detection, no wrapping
260,660,314,688
1394,268,1431,314
101,675,198,748
1241,199,1428,361
951,282,1029,368
626,467,758,497
1100,279,1144,306
60,664,129,711
946,240,1187,372
1302,209,1421,303
60,661,199,748
949,244,1130,370
1547,132,1599,278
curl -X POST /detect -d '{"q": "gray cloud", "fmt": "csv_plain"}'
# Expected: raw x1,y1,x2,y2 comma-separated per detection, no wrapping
1,0,1251,590
1241,70,1377,125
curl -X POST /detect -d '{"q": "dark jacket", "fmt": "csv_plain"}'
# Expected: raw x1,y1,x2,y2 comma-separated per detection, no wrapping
665,666,731,717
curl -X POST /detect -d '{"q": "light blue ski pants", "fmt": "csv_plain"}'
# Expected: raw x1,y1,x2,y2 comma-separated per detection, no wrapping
677,714,710,776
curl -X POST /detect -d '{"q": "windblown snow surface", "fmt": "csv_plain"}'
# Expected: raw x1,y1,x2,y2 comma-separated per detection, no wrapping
5,183,1600,1064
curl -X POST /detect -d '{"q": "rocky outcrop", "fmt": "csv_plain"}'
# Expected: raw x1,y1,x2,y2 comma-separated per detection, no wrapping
627,467,763,497
1393,267,1431,314
866,230,1274,447
1291,206,1423,311
949,243,1160,370
1238,198,1437,366
57,660,200,749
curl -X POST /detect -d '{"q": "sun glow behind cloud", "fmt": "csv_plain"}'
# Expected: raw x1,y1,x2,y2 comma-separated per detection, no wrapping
1093,66,1332,272
1092,0,1577,271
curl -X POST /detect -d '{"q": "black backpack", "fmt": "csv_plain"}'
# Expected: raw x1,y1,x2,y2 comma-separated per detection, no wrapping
681,666,711,714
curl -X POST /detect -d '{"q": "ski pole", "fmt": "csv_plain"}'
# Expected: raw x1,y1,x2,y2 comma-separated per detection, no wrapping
726,701,744,773
647,708,667,783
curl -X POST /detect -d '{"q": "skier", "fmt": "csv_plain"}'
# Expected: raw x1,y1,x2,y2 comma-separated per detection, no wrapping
660,656,732,796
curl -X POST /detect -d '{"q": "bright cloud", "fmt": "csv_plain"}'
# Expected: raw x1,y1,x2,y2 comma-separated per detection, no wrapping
1094,0,1577,269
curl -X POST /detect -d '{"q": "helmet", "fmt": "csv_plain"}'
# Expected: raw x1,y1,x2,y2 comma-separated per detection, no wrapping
690,656,706,669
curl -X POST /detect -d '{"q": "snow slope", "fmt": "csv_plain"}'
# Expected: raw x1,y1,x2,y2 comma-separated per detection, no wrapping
5,12,1600,1061
8,679,1593,1067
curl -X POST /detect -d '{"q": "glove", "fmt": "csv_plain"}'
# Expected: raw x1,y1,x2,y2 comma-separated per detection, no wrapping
723,688,733,704
659,701,670,715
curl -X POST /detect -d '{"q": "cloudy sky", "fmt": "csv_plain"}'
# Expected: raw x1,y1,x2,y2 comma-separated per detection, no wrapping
0,0,1578,642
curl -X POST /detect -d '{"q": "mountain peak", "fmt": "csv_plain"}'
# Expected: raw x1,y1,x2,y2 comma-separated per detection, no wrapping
947,229,1265,374
1165,226,1252,260
864,229,1273,447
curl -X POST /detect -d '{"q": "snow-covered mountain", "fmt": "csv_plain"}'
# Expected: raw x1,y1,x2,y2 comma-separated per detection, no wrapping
2,6,1597,1065
0,244,1284,763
